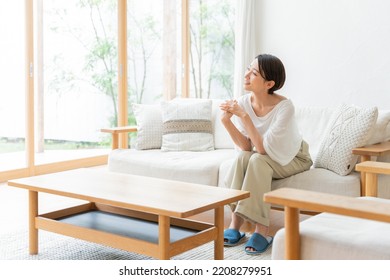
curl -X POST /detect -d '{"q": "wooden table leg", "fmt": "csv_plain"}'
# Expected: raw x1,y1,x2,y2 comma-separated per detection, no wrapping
29,190,38,255
360,155,371,196
284,206,300,260
158,215,170,260
365,172,378,197
214,206,224,260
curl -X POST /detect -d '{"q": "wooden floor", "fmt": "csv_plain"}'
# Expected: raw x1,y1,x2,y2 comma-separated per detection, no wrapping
0,165,309,235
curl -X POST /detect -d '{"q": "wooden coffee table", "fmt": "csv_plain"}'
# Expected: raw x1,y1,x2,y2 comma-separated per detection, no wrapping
7,169,249,260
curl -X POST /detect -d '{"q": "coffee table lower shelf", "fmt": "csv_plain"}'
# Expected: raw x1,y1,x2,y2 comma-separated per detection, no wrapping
34,203,218,259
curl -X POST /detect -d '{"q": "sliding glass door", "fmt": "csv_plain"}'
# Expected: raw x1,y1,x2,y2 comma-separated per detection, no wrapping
0,1,27,172
36,0,114,165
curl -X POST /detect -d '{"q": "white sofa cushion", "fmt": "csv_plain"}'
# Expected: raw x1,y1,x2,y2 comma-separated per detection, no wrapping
108,148,236,186
272,197,390,259
314,104,378,176
132,103,163,150
219,158,361,197
161,98,214,151
271,168,361,197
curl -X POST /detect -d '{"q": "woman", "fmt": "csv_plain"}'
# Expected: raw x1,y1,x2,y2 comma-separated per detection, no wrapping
220,54,312,255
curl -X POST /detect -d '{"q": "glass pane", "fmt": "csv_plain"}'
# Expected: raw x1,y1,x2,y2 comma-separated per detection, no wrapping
37,0,115,164
0,1,26,171
126,0,182,149
127,0,181,108
189,0,235,99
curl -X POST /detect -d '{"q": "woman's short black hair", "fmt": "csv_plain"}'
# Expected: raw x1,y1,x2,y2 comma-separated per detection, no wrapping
255,54,286,94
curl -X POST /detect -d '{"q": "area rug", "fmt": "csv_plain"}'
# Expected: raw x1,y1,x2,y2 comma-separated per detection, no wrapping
0,229,271,260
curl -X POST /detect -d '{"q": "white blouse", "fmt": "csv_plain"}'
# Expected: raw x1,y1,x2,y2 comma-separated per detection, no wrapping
234,93,302,166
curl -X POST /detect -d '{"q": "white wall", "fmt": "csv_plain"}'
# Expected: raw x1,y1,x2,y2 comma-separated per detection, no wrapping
258,0,390,109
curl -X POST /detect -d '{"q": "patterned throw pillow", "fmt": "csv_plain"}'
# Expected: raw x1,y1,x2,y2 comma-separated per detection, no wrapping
132,103,162,150
314,104,378,175
161,99,214,151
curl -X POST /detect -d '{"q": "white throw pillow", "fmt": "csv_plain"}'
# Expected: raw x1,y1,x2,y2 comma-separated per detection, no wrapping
132,103,162,150
314,104,378,176
161,98,214,151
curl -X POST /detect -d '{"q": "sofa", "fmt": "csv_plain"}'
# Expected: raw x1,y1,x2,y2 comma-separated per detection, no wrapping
102,98,390,199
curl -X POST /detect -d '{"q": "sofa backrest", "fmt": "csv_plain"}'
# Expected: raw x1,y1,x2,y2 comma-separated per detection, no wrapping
295,106,336,157
369,110,390,144
211,99,390,154
295,106,390,157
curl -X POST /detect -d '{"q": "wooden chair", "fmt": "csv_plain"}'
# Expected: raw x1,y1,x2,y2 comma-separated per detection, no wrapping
265,161,390,260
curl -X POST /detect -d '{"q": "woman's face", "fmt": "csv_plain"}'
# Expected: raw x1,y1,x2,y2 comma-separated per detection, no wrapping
244,59,266,92
244,59,273,94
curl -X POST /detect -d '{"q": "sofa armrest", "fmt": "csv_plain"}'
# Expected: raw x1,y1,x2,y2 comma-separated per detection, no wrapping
352,141,390,195
101,126,138,149
355,161,390,175
355,161,390,197
352,141,390,161
264,188,390,259
264,188,390,223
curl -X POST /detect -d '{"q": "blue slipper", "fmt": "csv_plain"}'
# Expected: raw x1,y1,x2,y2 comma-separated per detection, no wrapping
223,229,245,246
244,233,273,255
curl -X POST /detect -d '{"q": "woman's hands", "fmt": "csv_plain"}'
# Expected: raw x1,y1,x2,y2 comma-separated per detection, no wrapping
219,100,247,122
219,99,251,151
219,99,265,153
219,100,234,123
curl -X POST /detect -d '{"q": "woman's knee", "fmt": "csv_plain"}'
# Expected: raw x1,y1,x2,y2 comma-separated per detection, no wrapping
247,153,274,174
248,153,270,166
236,151,254,163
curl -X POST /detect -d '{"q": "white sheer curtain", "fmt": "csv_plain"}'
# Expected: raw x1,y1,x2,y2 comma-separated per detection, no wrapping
233,0,262,98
